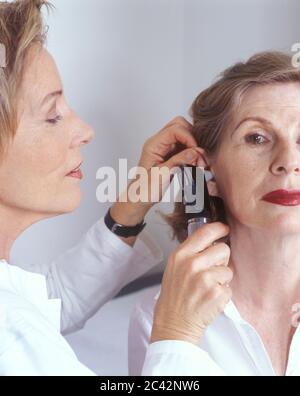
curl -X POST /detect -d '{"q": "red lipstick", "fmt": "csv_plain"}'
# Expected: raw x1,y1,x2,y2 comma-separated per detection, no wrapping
262,189,300,206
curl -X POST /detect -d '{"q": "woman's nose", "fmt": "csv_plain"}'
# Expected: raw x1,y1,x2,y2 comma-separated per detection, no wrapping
70,116,95,148
271,143,300,175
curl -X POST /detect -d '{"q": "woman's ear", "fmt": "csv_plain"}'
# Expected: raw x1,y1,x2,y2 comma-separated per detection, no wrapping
207,173,221,198
205,166,222,198
195,147,222,198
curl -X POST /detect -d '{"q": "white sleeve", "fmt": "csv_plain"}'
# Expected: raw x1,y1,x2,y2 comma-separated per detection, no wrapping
142,341,227,376
45,217,163,334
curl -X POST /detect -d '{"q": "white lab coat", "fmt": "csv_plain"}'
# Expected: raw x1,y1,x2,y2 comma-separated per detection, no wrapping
0,216,163,375
44,217,163,334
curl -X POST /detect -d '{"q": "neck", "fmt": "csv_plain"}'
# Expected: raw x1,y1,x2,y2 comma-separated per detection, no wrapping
229,223,300,313
0,204,42,262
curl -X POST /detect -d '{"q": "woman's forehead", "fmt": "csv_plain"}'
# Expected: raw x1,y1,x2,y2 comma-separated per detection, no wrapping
19,47,62,113
239,82,300,110
227,83,300,134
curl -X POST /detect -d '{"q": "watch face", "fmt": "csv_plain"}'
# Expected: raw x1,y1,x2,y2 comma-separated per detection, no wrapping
111,224,121,233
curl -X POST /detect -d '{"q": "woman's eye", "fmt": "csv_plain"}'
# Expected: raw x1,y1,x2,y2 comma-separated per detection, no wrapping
46,115,63,125
244,133,268,145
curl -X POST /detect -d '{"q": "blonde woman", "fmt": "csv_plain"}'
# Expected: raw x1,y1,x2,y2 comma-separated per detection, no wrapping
0,0,203,375
129,51,300,376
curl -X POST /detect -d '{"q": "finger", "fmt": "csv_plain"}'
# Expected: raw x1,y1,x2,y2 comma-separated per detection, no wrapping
210,266,233,285
162,148,205,169
186,244,231,271
151,148,202,201
199,266,233,287
159,125,197,149
180,222,230,256
206,284,232,308
198,242,231,268
193,147,211,169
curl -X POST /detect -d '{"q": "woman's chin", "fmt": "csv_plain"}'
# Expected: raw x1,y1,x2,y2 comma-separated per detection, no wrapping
264,211,300,234
65,195,81,213
51,189,81,215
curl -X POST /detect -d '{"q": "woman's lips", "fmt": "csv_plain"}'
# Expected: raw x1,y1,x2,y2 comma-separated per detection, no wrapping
262,189,300,206
66,166,83,180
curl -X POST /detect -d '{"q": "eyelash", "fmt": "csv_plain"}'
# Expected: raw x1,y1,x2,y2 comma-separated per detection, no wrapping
46,115,63,125
244,132,268,146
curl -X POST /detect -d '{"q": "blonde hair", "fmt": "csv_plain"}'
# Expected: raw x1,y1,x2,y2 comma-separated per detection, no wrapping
0,0,52,156
166,51,300,242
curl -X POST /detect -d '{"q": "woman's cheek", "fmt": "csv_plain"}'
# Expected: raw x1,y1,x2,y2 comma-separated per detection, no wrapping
34,138,68,174
219,168,248,205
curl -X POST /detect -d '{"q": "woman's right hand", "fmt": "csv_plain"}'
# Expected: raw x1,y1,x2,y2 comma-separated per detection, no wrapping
151,222,232,345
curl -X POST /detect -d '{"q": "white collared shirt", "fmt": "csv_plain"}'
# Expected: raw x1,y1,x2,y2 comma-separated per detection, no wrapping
128,286,300,376
0,217,163,375
0,260,95,375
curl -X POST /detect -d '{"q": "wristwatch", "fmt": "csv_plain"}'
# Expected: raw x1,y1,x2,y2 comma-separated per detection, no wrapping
104,208,146,237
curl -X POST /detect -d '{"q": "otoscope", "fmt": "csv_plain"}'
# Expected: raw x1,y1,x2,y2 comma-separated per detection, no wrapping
180,165,213,236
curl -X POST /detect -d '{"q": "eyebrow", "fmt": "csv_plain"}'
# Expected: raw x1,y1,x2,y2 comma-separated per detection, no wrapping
231,116,274,137
40,89,63,108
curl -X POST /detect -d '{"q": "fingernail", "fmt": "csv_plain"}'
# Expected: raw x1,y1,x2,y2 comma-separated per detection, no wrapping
185,150,197,161
197,158,206,167
194,147,204,153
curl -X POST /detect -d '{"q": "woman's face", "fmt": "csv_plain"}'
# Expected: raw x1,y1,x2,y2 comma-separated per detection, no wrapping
209,82,300,234
0,46,94,220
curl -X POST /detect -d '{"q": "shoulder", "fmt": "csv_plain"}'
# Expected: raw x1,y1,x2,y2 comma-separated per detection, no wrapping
0,290,40,361
0,288,62,356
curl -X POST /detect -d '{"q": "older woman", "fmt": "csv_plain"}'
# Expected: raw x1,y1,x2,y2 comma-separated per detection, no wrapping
0,0,202,375
129,51,300,376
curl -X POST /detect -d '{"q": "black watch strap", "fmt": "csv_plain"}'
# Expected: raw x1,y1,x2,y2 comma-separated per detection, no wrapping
104,208,146,237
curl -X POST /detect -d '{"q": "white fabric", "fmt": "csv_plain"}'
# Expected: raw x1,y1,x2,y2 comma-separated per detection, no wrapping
65,286,157,375
128,286,300,376
0,261,94,375
45,217,163,334
0,217,163,375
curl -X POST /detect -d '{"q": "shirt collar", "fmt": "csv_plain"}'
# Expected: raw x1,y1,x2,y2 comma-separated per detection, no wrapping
223,299,248,325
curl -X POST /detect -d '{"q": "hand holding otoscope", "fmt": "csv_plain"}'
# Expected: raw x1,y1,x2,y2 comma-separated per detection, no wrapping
151,164,233,346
